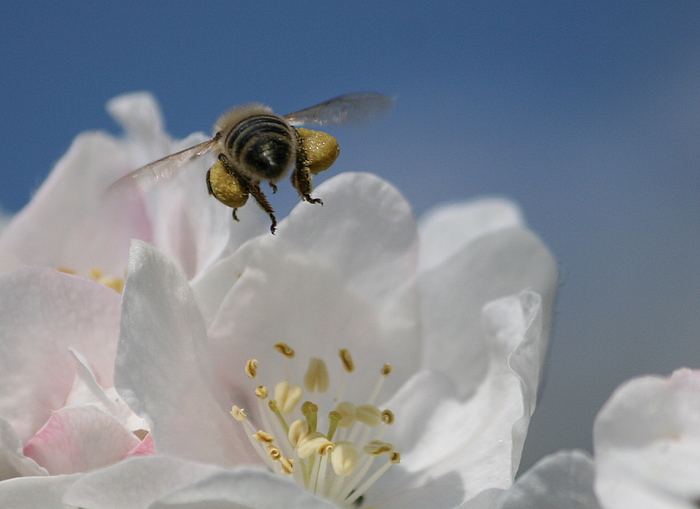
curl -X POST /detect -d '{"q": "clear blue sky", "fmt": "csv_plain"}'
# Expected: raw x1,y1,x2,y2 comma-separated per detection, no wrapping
2,1,699,471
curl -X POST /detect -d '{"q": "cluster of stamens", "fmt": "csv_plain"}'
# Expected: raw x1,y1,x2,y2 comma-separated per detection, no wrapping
231,342,399,508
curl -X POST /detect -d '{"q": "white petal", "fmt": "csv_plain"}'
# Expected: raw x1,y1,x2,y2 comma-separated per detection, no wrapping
594,369,700,509
0,267,120,442
0,473,82,509
0,418,46,480
63,456,222,509
150,468,337,509
383,293,547,502
418,198,524,272
116,241,256,467
419,226,557,396
496,450,600,509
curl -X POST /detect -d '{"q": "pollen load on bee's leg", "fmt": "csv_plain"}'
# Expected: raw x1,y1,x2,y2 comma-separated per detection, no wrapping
207,159,249,209
296,128,340,175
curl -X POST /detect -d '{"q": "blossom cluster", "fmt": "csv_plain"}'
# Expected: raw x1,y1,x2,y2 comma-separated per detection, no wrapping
0,93,696,509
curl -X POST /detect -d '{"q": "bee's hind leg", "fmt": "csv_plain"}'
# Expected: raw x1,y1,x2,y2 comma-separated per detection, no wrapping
290,128,323,205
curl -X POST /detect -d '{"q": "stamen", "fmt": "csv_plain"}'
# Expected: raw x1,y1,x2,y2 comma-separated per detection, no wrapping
274,342,296,358
367,364,393,405
274,381,303,415
304,357,330,394
231,344,401,508
245,359,258,379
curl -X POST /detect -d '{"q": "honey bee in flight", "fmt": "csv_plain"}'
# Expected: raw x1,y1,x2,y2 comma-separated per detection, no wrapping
111,92,393,233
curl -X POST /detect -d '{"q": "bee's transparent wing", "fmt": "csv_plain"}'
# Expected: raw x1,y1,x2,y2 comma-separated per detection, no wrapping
284,92,394,128
107,139,217,195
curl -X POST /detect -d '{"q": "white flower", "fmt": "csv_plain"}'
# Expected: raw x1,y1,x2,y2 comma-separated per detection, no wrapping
59,172,557,509
0,92,264,280
493,368,700,509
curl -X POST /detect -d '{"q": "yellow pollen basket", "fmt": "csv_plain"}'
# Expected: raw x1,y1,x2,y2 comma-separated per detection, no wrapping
230,344,400,509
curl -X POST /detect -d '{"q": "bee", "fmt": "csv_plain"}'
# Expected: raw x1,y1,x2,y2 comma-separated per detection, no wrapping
110,92,393,233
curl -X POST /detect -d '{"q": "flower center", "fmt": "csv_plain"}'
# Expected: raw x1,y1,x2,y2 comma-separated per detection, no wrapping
58,267,125,293
231,343,400,509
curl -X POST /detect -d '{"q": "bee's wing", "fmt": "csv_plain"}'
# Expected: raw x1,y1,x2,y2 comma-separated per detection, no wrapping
284,92,394,128
107,139,217,195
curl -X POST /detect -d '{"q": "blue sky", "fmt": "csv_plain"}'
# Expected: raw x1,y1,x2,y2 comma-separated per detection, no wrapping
2,1,699,471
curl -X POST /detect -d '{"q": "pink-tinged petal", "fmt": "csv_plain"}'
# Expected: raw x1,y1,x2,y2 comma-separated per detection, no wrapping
419,197,525,273
0,130,150,275
497,450,600,509
419,226,557,396
379,293,547,503
0,418,46,480
116,241,256,467
150,468,337,509
594,369,700,509
23,407,140,475
0,267,121,442
0,473,83,509
63,456,222,509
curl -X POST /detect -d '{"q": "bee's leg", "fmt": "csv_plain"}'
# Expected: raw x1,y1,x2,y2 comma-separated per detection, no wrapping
269,182,278,194
291,127,322,205
232,209,240,222
247,182,277,234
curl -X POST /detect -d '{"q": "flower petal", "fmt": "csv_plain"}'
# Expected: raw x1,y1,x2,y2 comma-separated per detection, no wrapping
418,197,524,273
0,418,45,480
23,406,140,475
115,240,256,467
0,473,83,509
63,456,222,509
496,450,600,509
419,226,557,396
383,293,548,502
594,369,700,509
0,267,120,442
0,101,153,274
150,468,337,509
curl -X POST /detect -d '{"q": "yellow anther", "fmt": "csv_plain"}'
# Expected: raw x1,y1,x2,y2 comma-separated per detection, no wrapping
335,401,357,427
268,399,279,412
363,440,394,455
253,430,275,444
338,349,355,373
381,409,395,425
274,342,295,358
245,359,258,379
255,386,268,399
330,441,359,476
230,406,247,421
297,432,331,459
304,357,330,393
274,381,304,415
88,268,103,280
279,456,294,474
390,452,401,464
318,441,335,456
381,364,393,377
356,404,382,427
288,419,310,446
268,445,282,460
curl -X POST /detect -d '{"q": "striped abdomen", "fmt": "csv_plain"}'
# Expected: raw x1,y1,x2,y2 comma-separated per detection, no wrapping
216,104,297,182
